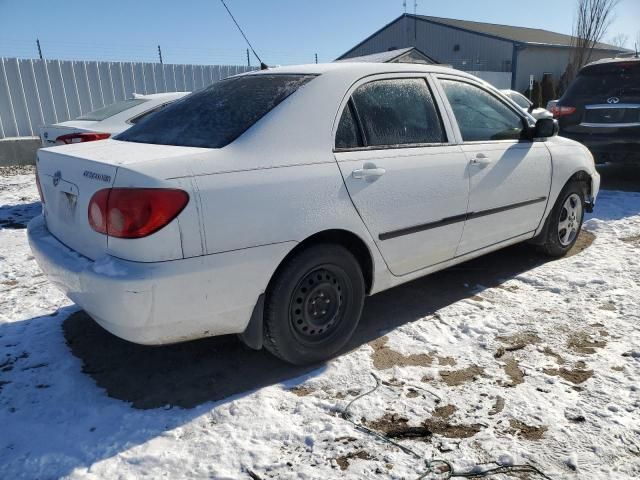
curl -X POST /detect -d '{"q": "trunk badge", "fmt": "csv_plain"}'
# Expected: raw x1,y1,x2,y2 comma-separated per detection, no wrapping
607,97,620,104
53,171,61,187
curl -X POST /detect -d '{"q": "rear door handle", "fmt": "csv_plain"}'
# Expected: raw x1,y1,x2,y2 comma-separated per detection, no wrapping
352,162,386,180
470,153,492,167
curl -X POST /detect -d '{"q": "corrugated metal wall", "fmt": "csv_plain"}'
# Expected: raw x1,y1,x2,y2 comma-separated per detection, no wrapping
0,58,256,139
341,16,515,73
514,47,619,92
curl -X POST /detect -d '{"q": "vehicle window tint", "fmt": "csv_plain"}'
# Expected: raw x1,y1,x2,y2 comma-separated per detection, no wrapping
77,99,147,121
129,103,170,124
116,74,316,148
350,78,445,147
335,102,362,149
441,80,524,142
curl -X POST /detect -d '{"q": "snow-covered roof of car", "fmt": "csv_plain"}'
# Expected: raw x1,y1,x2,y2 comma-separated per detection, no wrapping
244,61,474,79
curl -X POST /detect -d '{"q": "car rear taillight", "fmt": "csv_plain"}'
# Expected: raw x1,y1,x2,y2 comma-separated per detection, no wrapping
56,132,111,144
35,168,45,204
88,188,189,239
550,106,577,118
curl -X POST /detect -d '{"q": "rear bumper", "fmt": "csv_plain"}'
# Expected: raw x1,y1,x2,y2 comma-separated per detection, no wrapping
560,131,640,162
27,215,294,345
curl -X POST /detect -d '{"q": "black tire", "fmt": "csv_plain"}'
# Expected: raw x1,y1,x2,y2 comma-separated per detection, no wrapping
263,244,365,365
540,181,585,257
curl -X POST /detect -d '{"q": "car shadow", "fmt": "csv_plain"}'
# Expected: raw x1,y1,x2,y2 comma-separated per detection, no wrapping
62,230,595,410
0,201,41,229
0,231,594,478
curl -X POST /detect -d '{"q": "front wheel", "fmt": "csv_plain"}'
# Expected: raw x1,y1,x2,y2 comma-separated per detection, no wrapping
540,182,585,257
263,244,365,365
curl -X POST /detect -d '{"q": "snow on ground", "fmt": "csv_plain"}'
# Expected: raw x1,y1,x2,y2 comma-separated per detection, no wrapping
1,168,639,479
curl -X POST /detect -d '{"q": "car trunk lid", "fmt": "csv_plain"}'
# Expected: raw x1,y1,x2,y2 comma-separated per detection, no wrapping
37,149,117,260
36,140,208,260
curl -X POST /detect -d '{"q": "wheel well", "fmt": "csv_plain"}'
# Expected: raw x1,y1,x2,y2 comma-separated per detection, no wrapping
568,170,592,203
269,230,374,295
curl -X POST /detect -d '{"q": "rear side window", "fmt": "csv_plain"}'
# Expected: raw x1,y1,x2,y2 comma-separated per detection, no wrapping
344,78,445,148
335,102,362,149
77,99,147,121
441,80,524,142
566,62,640,99
116,74,315,148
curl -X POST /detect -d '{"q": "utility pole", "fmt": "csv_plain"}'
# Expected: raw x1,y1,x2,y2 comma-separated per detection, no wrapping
157,45,163,64
36,39,43,60
246,48,251,67
315,53,318,64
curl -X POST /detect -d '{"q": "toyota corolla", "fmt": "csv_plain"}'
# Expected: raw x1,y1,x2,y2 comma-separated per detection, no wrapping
28,63,600,365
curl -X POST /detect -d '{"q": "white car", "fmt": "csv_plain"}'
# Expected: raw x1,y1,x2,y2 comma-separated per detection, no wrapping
501,89,554,120
28,63,600,365
38,92,189,147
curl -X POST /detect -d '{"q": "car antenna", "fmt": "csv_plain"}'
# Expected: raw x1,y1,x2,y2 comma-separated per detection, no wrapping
219,0,269,70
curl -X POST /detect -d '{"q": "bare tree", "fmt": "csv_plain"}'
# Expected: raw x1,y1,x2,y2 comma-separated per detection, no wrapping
609,33,628,48
566,0,621,82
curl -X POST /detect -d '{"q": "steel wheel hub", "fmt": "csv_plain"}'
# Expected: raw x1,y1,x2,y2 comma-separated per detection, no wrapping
558,193,582,247
290,267,345,340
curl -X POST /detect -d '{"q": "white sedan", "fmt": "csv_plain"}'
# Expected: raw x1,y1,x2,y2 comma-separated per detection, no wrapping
501,89,553,120
38,92,189,147
28,63,599,365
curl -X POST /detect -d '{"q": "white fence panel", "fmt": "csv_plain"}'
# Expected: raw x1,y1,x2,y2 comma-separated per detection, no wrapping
0,57,256,139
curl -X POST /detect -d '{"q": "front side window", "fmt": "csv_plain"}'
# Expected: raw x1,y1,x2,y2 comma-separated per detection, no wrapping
339,78,445,148
116,74,316,148
441,80,525,142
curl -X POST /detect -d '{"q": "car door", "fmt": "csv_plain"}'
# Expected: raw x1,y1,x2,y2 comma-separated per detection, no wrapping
334,74,470,276
436,76,552,256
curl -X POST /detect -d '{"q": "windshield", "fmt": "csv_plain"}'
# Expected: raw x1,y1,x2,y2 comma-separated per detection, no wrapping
116,74,316,148
566,62,640,98
77,99,147,121
506,91,531,109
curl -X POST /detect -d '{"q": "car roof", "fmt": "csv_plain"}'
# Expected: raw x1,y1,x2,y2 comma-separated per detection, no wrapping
580,56,640,72
243,61,478,81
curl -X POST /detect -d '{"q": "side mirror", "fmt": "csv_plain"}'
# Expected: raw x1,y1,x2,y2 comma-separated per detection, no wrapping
527,104,534,114
532,118,558,139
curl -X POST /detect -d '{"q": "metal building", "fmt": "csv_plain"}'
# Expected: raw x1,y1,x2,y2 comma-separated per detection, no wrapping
337,14,627,91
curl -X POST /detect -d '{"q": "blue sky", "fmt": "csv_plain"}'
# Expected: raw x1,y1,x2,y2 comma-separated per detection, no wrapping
0,0,638,65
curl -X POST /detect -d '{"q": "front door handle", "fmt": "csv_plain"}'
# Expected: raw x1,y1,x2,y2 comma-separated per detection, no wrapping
470,153,492,167
352,162,386,180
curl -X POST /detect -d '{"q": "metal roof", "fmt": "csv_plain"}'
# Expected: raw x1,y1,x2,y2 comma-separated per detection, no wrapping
410,14,624,50
334,47,438,64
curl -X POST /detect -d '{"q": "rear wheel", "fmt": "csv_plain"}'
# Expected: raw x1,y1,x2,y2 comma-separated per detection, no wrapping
263,244,365,365
540,182,585,257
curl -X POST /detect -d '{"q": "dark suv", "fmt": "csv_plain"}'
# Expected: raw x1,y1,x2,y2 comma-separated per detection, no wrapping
552,57,640,163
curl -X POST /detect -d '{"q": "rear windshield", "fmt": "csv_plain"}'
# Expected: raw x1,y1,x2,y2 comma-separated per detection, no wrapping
115,74,316,148
566,62,640,98
77,99,147,121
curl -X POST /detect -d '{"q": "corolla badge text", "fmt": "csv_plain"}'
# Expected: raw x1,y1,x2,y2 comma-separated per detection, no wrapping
83,170,112,183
